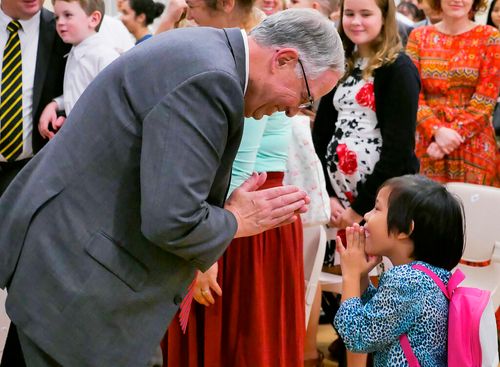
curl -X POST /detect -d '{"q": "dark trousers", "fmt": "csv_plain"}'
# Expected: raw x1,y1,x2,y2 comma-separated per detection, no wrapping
1,325,26,367
0,158,30,196
1,159,32,366
1,324,60,367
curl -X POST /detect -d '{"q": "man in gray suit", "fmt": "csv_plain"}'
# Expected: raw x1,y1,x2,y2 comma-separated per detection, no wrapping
0,9,344,366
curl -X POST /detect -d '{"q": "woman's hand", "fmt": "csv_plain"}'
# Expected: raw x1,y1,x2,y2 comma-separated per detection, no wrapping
434,127,464,154
155,0,188,34
427,142,445,160
193,263,222,307
337,207,363,229
329,197,345,228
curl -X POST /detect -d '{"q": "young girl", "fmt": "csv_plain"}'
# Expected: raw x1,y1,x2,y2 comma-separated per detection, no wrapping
310,0,420,364
334,174,464,367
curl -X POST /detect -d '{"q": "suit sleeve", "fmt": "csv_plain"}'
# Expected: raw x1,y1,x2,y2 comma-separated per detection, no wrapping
139,70,242,271
351,56,420,216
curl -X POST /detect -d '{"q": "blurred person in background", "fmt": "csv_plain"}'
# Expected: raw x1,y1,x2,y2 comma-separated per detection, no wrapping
414,0,442,26
256,0,286,15
397,1,422,22
406,0,500,185
120,0,165,44
487,0,500,29
288,0,339,19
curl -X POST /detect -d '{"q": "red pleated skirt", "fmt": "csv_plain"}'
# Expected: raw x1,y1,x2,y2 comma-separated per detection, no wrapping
161,172,305,367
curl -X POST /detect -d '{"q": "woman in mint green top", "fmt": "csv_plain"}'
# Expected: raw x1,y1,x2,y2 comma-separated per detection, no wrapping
174,111,306,367
228,112,291,194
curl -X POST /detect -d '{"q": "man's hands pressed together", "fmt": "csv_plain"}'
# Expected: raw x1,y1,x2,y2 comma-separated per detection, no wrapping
224,172,310,238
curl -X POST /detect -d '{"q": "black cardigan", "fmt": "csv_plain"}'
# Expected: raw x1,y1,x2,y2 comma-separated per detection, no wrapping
312,53,421,216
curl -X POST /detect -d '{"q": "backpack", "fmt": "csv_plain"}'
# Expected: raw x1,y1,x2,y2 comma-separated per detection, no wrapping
399,264,499,367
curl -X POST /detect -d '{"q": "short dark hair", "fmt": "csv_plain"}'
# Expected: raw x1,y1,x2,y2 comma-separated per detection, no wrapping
129,0,165,26
427,0,488,14
382,175,465,270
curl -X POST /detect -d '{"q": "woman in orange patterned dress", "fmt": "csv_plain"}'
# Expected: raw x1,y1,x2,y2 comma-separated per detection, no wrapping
406,0,500,185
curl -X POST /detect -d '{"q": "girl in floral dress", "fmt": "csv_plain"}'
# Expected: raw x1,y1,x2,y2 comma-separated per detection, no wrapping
310,0,420,364
406,0,500,185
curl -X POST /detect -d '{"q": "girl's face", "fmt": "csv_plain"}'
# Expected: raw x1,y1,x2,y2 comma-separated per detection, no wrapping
363,186,398,258
492,0,500,28
440,0,473,20
342,0,384,56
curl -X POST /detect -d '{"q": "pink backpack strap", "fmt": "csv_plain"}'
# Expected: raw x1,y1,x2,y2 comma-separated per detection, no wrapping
399,335,421,367
412,264,450,299
399,264,461,365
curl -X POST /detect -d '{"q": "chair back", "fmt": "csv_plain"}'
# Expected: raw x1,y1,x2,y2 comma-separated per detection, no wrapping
303,225,327,326
446,183,500,263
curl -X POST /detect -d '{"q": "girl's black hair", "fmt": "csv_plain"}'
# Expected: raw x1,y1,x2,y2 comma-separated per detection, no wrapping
129,0,165,25
381,175,465,270
487,0,498,27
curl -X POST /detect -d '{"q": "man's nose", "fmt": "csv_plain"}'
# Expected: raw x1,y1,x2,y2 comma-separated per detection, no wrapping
286,106,300,117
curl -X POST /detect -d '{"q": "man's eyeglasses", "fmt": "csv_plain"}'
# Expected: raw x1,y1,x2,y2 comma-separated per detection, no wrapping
297,59,314,110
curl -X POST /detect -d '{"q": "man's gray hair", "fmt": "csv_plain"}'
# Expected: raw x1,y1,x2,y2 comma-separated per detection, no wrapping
249,8,345,79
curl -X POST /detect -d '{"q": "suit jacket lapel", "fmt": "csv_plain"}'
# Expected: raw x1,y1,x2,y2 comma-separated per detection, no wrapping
32,8,58,117
223,28,246,93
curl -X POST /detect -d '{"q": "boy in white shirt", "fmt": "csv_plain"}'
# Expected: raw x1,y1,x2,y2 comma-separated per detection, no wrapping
39,0,119,139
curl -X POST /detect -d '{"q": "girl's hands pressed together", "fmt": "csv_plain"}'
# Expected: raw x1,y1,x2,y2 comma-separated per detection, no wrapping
337,223,382,301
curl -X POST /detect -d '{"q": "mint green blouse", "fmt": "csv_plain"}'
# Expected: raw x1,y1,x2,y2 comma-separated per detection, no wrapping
228,112,291,196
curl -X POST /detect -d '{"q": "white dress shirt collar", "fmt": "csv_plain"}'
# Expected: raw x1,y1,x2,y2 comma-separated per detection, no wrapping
0,7,40,35
70,32,103,60
240,29,249,96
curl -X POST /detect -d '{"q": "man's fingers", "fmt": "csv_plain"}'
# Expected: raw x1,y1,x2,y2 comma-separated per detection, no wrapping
203,290,215,305
237,172,267,193
267,198,307,221
193,291,209,306
210,280,222,297
265,189,308,211
256,184,303,201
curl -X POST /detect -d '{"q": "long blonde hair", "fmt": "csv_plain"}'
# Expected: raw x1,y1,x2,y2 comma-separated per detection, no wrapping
338,0,401,80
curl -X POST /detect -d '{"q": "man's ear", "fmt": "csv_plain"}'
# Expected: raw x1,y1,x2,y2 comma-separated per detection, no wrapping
89,10,102,30
396,220,414,240
311,1,320,10
219,0,235,13
273,48,299,69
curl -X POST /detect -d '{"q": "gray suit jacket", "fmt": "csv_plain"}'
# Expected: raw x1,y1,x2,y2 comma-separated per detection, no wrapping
0,27,246,366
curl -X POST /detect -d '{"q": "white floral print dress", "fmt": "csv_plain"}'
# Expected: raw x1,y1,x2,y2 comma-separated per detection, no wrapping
325,59,382,208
